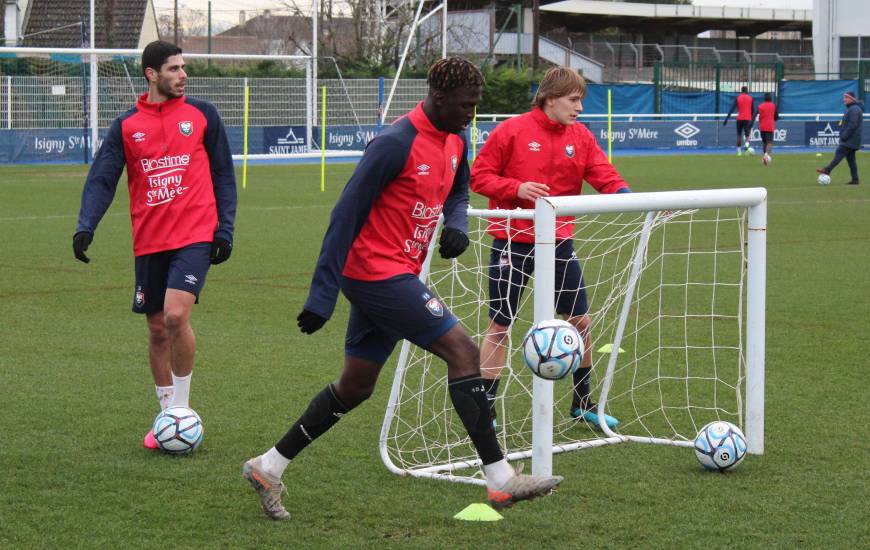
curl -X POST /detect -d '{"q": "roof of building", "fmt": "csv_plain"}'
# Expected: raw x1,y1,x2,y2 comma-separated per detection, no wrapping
22,0,150,48
540,0,812,34
218,13,357,56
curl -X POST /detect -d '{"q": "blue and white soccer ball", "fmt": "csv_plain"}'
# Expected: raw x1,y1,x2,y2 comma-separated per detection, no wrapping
521,319,584,380
693,421,747,471
818,173,831,185
153,406,204,454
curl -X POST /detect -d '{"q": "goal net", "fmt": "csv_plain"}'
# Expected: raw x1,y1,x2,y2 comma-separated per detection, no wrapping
380,188,766,485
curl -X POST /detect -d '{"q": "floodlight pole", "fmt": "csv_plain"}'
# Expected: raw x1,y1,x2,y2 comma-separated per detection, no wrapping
381,0,426,126
312,0,318,127
89,0,98,160
441,1,447,59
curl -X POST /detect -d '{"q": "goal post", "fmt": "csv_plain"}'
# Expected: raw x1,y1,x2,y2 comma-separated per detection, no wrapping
380,188,766,485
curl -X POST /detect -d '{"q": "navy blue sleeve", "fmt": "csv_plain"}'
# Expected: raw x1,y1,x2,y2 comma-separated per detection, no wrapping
442,135,470,233
193,100,237,242
303,134,410,319
75,117,126,235
724,99,737,121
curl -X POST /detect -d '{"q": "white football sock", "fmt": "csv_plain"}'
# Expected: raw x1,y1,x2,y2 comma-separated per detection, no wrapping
484,459,515,491
170,373,192,408
155,385,175,410
261,447,291,479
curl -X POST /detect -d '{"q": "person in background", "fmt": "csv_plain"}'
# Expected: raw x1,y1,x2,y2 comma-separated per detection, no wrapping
724,86,756,156
817,90,863,185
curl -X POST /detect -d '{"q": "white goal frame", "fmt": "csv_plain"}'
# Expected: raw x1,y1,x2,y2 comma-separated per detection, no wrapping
379,187,766,485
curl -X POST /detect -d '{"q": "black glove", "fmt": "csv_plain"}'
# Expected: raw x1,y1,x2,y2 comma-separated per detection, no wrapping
438,227,469,259
210,237,233,264
72,231,93,263
297,309,328,334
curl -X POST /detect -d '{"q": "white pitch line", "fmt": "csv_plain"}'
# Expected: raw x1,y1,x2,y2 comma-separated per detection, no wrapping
0,204,333,222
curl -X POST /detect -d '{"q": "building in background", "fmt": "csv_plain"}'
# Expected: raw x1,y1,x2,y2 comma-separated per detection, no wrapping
813,0,870,78
3,0,159,48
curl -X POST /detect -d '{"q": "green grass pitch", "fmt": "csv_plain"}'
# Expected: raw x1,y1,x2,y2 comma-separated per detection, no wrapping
1,153,868,547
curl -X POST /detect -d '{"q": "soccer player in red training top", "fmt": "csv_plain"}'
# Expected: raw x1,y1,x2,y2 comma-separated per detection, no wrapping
73,40,237,449
724,86,757,156
756,93,779,162
242,58,562,521
470,66,630,431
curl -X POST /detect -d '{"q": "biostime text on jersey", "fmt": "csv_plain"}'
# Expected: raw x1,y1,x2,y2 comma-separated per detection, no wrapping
404,201,443,259
141,154,191,207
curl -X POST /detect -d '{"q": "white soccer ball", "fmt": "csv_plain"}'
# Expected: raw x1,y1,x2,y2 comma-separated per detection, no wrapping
762,153,771,165
521,319,584,380
153,406,204,454
746,146,755,156
818,173,831,185
693,421,747,471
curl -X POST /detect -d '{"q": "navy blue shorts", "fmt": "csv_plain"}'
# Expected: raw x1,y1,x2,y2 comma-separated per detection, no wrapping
760,131,773,145
340,274,459,365
736,120,752,136
488,239,588,327
132,242,211,314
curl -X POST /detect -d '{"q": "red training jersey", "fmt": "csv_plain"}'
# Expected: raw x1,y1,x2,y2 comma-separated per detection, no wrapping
470,107,629,243
77,94,237,256
737,93,754,121
342,103,466,281
758,101,777,132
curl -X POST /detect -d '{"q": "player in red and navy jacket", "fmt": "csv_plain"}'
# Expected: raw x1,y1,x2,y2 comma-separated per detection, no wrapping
756,93,779,160
471,66,631,431
72,41,236,450
242,58,562,521
724,86,757,155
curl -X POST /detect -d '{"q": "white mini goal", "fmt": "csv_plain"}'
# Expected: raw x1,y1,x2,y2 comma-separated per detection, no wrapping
380,188,766,485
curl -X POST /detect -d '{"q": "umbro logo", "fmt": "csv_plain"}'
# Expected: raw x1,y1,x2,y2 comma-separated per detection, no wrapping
674,123,700,139
417,164,430,175
132,132,146,142
528,141,541,152
184,274,198,285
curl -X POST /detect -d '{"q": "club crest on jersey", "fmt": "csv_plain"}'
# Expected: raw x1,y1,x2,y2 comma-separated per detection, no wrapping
451,155,457,172
425,297,444,318
178,121,193,136
528,141,541,152
135,286,145,307
565,144,575,158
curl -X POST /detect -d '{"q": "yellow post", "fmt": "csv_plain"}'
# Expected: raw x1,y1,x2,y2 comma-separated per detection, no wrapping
607,88,612,164
472,107,478,162
321,85,326,192
242,80,250,189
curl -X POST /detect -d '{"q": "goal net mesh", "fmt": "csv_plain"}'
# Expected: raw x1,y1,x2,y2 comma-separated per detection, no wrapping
381,206,747,481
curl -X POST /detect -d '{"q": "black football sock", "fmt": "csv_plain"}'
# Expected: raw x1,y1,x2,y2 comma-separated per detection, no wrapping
448,375,504,465
275,383,351,460
572,367,592,410
484,378,500,419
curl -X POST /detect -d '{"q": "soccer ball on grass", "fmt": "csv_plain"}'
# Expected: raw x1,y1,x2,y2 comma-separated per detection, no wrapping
693,421,746,471
153,406,204,454
521,319,584,380
818,173,831,185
